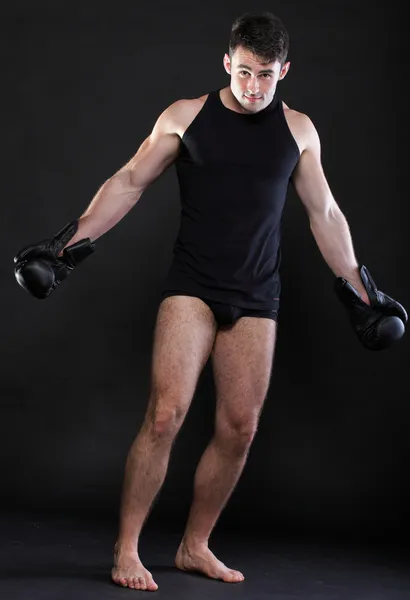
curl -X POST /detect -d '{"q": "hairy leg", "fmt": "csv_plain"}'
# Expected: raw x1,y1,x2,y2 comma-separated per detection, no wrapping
112,295,217,590
176,316,277,583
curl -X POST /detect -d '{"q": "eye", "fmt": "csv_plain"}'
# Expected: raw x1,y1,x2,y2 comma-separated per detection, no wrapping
239,71,249,76
261,73,271,79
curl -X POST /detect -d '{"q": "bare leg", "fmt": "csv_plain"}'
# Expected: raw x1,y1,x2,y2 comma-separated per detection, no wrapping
112,295,216,591
175,437,249,582
112,423,174,591
175,316,277,583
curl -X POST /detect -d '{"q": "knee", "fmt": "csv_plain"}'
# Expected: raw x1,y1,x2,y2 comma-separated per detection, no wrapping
148,399,186,439
217,420,258,455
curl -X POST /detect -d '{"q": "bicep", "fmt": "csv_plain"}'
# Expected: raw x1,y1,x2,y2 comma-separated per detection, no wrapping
126,131,181,193
291,120,335,217
118,106,182,193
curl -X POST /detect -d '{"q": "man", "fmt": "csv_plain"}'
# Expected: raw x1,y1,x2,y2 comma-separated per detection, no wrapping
14,12,406,592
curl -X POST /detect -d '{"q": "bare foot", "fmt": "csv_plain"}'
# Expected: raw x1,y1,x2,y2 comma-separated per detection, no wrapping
175,540,244,583
111,545,158,591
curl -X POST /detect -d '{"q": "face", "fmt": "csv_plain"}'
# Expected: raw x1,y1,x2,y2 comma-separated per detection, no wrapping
223,46,290,114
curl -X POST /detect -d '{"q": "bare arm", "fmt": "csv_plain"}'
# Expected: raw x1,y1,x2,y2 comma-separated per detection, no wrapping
291,114,370,303
63,101,183,249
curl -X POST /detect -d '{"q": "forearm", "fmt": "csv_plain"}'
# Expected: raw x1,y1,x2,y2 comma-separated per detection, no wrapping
309,206,369,301
65,172,143,248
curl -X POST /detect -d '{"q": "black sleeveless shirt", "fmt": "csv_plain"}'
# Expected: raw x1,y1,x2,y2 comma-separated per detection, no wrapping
162,88,300,310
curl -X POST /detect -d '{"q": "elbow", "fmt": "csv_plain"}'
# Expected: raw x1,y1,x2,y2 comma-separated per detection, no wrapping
309,198,342,226
308,206,345,238
111,170,144,200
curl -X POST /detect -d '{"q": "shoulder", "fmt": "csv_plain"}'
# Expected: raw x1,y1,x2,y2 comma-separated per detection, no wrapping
282,102,320,153
282,102,317,135
157,95,209,138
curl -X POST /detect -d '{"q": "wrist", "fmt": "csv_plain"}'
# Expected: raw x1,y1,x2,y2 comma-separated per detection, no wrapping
336,267,371,305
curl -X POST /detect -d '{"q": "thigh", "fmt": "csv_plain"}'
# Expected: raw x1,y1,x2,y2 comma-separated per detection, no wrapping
211,317,277,429
146,295,217,420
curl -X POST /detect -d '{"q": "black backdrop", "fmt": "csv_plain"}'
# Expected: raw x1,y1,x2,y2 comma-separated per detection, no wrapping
2,0,408,543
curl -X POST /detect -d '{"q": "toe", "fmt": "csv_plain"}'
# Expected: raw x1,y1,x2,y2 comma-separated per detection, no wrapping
227,570,244,583
147,578,159,591
131,577,140,590
139,577,147,591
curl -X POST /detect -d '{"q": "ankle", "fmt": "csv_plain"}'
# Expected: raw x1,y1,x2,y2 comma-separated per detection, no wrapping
181,534,209,549
115,539,140,555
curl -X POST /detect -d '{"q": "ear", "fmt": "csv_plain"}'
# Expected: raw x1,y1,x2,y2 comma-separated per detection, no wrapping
279,61,291,81
223,53,231,75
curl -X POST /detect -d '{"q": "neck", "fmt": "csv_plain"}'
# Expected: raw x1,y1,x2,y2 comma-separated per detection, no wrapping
223,86,279,114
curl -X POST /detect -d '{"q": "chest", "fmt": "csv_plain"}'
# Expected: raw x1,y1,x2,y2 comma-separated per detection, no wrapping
181,113,298,178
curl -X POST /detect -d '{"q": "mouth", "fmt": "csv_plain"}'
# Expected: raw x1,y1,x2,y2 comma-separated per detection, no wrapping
244,95,262,103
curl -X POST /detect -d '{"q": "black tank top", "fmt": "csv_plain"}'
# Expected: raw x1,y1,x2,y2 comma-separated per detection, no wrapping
162,88,300,310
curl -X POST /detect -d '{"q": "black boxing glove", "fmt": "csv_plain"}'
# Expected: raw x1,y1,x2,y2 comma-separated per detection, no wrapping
334,264,407,350
14,220,95,299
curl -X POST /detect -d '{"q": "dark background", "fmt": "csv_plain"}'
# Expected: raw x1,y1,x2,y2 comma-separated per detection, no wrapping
1,0,408,545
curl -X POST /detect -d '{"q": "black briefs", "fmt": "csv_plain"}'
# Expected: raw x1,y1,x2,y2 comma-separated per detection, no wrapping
162,291,278,329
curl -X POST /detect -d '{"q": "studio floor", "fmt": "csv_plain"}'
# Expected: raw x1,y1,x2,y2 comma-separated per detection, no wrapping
1,512,410,600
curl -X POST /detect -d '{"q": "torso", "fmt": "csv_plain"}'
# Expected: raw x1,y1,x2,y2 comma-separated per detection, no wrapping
172,87,308,156
163,86,298,311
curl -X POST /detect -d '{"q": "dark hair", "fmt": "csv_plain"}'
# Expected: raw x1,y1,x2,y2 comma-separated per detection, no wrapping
229,12,289,65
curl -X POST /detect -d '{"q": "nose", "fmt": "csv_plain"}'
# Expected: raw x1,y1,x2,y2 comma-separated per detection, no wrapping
246,76,260,95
